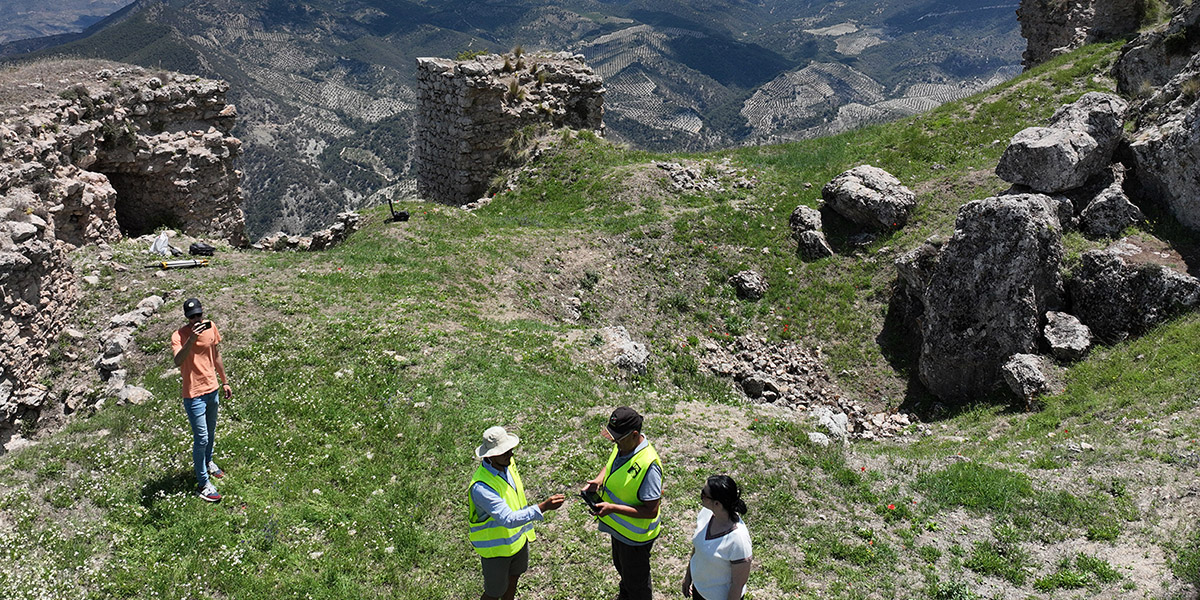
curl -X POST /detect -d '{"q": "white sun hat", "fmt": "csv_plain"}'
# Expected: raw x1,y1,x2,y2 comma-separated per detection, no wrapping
475,426,520,459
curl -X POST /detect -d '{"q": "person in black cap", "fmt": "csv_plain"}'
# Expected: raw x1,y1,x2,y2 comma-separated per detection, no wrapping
582,406,663,600
171,297,231,502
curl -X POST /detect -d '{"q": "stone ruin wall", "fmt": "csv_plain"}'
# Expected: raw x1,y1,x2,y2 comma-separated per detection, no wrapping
414,52,604,205
0,59,246,434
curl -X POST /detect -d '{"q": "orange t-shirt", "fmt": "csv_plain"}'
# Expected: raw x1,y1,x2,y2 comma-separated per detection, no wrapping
171,322,223,398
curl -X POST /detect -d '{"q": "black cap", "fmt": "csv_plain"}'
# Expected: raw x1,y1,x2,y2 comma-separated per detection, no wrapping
606,406,643,439
183,298,203,318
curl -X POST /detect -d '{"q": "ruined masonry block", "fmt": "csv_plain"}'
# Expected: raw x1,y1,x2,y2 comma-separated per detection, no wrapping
414,52,605,205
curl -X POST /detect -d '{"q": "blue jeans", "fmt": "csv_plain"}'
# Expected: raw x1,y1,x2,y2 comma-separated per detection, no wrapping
184,389,219,487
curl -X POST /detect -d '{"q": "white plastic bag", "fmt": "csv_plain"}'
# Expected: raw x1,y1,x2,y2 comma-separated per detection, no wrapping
149,231,171,256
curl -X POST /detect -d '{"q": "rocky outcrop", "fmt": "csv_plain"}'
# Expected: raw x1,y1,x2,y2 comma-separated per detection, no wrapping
1,59,246,437
1018,0,1150,69
656,159,757,193
1068,248,1200,343
821,165,916,230
996,92,1128,193
1114,2,1200,96
597,326,649,375
414,52,604,206
916,194,1066,400
997,94,1143,238
1125,52,1200,233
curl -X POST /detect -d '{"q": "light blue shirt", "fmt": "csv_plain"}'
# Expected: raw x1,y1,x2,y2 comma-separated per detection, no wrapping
470,459,544,528
599,437,662,546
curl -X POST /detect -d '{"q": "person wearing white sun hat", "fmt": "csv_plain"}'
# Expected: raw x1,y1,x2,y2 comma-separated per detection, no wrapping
468,425,565,600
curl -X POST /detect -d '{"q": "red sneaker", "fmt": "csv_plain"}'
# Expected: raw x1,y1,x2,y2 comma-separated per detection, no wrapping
207,461,225,479
197,482,222,502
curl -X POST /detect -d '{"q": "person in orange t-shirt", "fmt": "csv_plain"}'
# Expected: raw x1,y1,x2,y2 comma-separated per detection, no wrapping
171,297,232,502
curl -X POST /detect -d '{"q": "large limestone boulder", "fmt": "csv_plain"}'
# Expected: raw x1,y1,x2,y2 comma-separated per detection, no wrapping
996,93,1128,193
1067,249,1200,343
821,165,916,230
997,127,1101,193
1128,55,1200,233
1050,92,1128,150
918,194,1065,401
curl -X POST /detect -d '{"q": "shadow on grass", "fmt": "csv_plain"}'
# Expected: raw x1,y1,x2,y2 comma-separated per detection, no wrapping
876,282,1026,422
819,207,903,256
140,470,197,507
876,282,937,418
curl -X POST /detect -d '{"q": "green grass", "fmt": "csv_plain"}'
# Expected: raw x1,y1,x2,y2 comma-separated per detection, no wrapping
926,577,981,600
3,41,1200,600
964,537,1032,586
1172,528,1200,587
1033,553,1121,592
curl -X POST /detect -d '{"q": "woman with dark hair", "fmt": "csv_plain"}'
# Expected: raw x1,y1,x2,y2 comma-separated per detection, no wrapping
681,475,752,600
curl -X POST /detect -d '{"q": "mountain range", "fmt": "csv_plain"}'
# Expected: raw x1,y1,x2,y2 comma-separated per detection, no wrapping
1,0,1024,236
0,0,132,45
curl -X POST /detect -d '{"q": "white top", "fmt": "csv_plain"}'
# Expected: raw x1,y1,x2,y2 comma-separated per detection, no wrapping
690,507,752,600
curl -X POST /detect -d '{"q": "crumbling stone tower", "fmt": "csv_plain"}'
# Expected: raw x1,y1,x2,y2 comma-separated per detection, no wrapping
1,60,246,437
414,52,605,205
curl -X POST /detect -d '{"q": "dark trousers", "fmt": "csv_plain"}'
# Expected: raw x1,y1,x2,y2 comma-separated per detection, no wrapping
611,537,654,600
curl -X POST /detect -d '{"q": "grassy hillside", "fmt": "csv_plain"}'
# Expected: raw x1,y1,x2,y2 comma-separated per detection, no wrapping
3,42,1200,600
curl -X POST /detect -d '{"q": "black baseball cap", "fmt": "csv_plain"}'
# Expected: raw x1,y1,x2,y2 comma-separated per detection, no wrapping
606,406,643,439
183,298,203,318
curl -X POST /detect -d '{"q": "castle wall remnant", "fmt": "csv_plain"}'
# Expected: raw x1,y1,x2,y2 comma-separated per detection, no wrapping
414,52,604,205
1,59,246,439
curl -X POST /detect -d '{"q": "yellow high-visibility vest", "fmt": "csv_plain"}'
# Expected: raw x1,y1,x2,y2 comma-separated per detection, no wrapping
599,443,662,543
468,462,536,558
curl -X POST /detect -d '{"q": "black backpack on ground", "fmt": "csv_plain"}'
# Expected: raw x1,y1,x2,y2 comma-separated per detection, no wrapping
189,242,216,256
